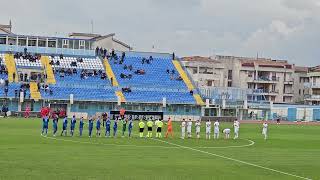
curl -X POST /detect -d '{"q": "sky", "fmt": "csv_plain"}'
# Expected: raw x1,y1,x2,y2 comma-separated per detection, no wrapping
1,0,320,66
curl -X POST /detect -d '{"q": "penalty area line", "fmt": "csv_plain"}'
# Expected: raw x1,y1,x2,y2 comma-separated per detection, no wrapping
152,138,312,180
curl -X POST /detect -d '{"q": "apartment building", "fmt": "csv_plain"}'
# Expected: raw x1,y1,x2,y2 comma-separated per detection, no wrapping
293,66,310,103
305,66,320,105
215,56,295,103
180,56,227,88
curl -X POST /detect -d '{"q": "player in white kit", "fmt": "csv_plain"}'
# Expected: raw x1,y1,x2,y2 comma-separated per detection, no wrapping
205,119,211,140
223,128,231,139
181,119,186,139
187,119,192,138
213,120,220,139
262,121,268,140
195,120,201,139
233,119,240,139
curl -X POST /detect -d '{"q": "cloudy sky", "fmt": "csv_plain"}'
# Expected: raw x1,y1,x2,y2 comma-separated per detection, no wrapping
1,0,320,65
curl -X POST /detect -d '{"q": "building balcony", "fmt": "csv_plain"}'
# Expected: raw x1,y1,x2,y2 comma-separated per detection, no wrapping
283,91,294,96
304,95,320,101
247,76,279,83
284,79,294,85
310,83,320,89
252,89,279,96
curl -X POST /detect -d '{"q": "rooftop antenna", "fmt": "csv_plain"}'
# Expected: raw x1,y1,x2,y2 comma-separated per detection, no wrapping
9,19,12,32
91,20,94,34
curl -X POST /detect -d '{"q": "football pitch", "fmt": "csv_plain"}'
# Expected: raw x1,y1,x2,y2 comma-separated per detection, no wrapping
0,118,319,180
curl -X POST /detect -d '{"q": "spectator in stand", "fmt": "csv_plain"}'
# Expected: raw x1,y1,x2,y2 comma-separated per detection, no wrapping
166,69,170,74
172,69,175,74
101,73,107,80
111,49,115,58
103,48,107,57
128,65,133,71
135,69,145,75
176,76,183,81
124,64,127,70
24,47,28,55
95,47,99,56
73,68,77,74
56,60,60,66
122,87,132,93
149,56,153,62
4,87,8,97
141,57,145,64
59,54,64,59
120,52,125,63
13,72,16,81
172,52,175,60
190,90,193,95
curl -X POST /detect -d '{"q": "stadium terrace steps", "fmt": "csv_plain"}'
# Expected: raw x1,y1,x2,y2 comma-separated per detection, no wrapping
193,94,205,106
40,56,56,84
29,82,41,101
104,58,119,86
115,90,126,103
172,60,195,91
4,54,18,82
173,60,204,105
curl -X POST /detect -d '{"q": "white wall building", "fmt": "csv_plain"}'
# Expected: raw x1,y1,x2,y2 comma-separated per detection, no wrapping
69,32,132,51
180,56,227,88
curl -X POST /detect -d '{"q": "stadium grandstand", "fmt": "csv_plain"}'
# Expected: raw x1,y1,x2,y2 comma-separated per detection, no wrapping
1,22,320,122
0,22,206,120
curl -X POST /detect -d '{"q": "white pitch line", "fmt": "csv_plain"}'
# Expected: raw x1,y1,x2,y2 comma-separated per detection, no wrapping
196,139,255,149
42,135,179,149
152,138,312,180
41,135,255,149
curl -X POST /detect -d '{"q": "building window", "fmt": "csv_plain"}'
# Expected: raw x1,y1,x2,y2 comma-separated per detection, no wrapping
38,40,46,47
192,68,197,74
18,39,27,46
79,103,88,110
0,38,6,44
62,39,68,48
227,81,232,87
48,40,56,48
207,80,213,86
228,70,232,80
299,89,301,95
80,40,85,47
28,39,37,46
271,85,276,92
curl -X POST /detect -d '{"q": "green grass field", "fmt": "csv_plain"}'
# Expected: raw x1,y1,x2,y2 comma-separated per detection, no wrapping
0,118,319,180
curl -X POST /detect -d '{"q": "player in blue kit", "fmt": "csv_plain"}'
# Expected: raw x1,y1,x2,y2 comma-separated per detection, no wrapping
128,117,133,138
52,115,58,137
113,117,118,137
70,115,76,137
79,117,84,137
88,117,94,138
61,116,68,136
105,117,111,137
96,116,101,137
41,116,49,136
